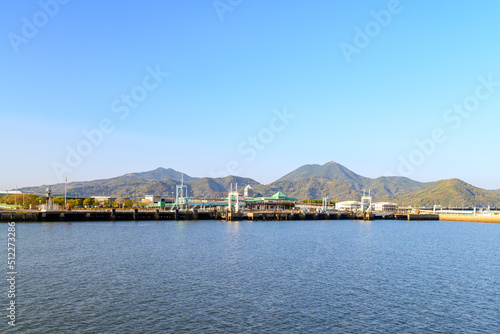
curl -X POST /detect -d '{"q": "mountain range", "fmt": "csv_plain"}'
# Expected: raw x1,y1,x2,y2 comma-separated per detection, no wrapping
18,162,500,207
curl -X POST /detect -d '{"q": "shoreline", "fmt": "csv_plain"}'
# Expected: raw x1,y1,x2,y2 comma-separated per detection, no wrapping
2,210,499,224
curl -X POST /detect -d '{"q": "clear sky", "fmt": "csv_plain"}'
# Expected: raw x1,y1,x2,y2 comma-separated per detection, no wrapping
1,0,500,190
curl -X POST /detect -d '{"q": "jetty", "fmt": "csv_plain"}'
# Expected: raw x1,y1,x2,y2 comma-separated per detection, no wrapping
0,209,440,223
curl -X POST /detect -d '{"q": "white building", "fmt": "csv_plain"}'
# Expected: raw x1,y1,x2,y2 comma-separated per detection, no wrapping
0,190,22,197
335,201,361,211
243,185,254,199
40,203,62,212
91,196,114,204
144,195,168,204
371,202,399,212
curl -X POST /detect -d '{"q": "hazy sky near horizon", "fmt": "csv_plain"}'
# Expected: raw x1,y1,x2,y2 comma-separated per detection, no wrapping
2,0,500,190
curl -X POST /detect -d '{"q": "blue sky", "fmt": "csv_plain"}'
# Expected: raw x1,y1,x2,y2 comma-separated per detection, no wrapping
1,0,500,190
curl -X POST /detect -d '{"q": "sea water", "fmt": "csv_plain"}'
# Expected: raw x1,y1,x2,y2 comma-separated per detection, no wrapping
2,220,499,333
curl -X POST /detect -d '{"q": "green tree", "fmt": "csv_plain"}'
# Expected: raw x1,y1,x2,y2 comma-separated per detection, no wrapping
140,199,153,207
1,195,15,205
23,195,41,208
53,197,65,206
83,198,95,207
68,199,83,208
114,197,125,208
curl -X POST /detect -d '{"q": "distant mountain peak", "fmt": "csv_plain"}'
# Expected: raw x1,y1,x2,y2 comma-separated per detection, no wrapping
16,163,500,206
276,161,365,183
125,168,199,182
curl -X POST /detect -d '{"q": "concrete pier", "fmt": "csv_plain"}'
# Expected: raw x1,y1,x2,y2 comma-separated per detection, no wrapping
438,214,500,224
1,210,442,223
394,214,440,221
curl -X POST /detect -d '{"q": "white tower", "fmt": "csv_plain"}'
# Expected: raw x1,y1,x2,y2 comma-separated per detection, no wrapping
228,183,240,213
244,185,253,198
171,174,188,211
360,189,372,212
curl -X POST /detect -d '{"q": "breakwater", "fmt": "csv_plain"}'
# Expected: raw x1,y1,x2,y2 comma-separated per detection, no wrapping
0,209,440,222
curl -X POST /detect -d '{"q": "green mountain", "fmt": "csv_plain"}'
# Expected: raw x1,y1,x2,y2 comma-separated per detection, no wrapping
20,168,198,198
255,161,428,201
395,179,500,207
124,167,198,182
276,161,368,183
21,176,152,199
19,171,260,201
365,176,429,201
255,162,500,206
187,176,260,199
14,163,500,207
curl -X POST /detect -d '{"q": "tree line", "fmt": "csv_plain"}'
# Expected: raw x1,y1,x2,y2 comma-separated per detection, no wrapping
0,195,137,209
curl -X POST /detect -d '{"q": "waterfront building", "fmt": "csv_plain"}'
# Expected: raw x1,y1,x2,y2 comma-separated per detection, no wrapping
245,191,298,211
144,195,168,204
40,203,62,211
335,201,362,211
91,196,115,204
0,190,22,197
244,185,254,199
371,202,399,212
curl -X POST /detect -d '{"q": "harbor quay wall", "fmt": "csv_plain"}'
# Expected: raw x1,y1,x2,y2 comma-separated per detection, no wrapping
0,209,440,222
0,209,215,222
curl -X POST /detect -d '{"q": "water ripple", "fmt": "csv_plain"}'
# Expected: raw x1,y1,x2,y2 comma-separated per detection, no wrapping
1,220,499,333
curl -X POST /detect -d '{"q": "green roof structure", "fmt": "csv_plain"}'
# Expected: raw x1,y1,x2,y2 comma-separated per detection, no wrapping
247,191,298,202
271,191,288,199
